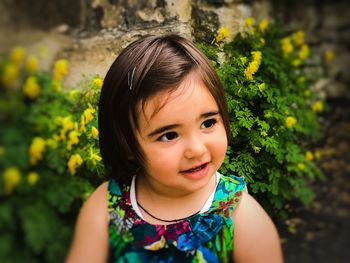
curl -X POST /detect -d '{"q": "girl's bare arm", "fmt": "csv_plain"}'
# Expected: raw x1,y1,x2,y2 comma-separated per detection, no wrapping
65,182,109,263
232,191,284,263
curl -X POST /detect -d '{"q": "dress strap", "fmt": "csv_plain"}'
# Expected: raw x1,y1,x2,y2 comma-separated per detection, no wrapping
208,174,246,216
130,176,145,219
108,179,122,195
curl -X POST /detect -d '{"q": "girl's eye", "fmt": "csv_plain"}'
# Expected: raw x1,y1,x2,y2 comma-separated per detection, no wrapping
158,132,178,142
201,118,217,129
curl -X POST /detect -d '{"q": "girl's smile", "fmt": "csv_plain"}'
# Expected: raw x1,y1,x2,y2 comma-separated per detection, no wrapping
180,162,210,180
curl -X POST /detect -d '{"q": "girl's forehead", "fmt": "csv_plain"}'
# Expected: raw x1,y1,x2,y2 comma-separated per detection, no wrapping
138,72,208,120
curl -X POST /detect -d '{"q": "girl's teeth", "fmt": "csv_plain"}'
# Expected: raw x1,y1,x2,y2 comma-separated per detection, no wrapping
188,164,204,172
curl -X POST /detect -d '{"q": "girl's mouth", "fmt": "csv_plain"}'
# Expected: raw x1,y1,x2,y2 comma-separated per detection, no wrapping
180,162,210,179
181,163,208,173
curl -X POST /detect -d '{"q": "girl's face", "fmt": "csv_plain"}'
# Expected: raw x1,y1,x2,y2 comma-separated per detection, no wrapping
136,71,228,196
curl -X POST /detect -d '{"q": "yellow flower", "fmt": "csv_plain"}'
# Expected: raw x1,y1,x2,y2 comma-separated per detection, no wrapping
91,126,99,138
46,138,58,149
285,116,297,128
93,77,103,89
27,172,39,186
51,80,62,92
80,105,96,132
304,90,311,97
52,134,61,142
240,56,248,65
258,83,266,92
68,154,83,175
90,149,102,166
253,146,261,153
298,44,310,60
25,55,39,74
305,151,314,161
1,63,19,88
259,19,269,32
292,59,302,67
260,38,266,45
244,51,262,80
252,51,262,62
3,167,21,194
68,89,79,99
244,61,259,80
297,162,305,170
243,17,255,28
260,131,268,137
212,27,230,45
67,130,80,150
292,30,305,47
280,37,294,56
248,28,255,35
23,76,41,99
10,46,26,66
59,116,75,140
29,137,46,165
53,59,68,81
324,50,335,63
315,150,321,160
311,100,324,113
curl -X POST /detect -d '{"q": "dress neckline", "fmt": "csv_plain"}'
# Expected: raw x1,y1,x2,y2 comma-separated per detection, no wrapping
129,172,221,221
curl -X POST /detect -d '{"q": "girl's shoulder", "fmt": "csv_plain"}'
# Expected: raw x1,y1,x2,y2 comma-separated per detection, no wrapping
66,182,109,262
209,174,246,215
231,188,284,262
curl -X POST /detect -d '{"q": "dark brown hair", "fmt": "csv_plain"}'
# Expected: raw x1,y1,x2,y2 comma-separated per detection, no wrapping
98,34,230,184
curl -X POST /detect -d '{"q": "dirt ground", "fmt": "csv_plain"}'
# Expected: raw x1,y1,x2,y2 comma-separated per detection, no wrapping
277,98,350,263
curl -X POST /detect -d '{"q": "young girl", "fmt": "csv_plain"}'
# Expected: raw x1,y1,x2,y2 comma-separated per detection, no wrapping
66,34,283,262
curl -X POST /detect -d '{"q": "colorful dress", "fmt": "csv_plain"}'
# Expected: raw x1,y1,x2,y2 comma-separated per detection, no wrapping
107,174,245,263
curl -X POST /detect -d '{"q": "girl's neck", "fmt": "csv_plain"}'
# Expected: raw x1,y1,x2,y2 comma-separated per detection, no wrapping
135,173,217,225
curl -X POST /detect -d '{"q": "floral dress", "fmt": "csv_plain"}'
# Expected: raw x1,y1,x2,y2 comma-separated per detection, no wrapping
107,174,245,263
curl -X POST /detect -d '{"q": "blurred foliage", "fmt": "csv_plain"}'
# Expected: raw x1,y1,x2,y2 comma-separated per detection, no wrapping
0,47,104,262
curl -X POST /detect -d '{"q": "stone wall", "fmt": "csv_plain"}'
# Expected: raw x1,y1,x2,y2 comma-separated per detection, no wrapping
0,0,348,97
0,0,272,87
272,0,350,98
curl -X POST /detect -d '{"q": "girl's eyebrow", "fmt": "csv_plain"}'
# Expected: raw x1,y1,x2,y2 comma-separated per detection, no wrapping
201,111,220,119
147,124,180,138
147,110,220,138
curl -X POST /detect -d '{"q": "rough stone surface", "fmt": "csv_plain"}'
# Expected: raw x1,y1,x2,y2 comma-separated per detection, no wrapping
191,5,220,43
321,2,350,30
91,0,124,29
251,0,272,22
165,0,192,23
1,0,82,29
215,4,242,41
0,0,349,97
272,0,350,97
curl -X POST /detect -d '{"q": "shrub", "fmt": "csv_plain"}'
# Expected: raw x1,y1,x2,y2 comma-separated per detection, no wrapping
200,19,325,217
0,50,104,262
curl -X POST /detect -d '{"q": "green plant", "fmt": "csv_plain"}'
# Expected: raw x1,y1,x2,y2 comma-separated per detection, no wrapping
0,49,104,262
200,19,325,217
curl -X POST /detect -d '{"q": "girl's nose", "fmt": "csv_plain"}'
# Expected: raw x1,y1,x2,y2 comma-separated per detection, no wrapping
184,136,207,159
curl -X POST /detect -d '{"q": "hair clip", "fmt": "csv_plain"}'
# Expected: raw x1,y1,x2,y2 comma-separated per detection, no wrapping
127,67,136,90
